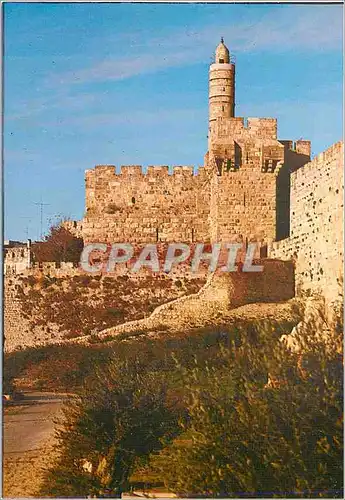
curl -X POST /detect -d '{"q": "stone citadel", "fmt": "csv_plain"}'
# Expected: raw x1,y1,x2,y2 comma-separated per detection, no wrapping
4,40,343,352
71,39,343,304
79,39,312,250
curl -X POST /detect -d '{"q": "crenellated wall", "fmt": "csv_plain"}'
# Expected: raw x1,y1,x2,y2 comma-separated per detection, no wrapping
209,117,279,147
270,141,344,306
83,165,211,243
81,126,311,246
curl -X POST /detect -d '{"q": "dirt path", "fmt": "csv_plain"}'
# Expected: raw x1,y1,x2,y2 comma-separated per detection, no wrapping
3,391,67,498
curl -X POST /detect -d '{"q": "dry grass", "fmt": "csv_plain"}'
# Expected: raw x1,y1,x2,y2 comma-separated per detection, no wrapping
3,443,58,498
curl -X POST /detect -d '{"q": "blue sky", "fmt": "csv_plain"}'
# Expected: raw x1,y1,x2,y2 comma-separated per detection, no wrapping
4,2,343,241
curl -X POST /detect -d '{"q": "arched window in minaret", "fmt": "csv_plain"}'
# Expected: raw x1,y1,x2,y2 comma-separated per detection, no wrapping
132,196,135,204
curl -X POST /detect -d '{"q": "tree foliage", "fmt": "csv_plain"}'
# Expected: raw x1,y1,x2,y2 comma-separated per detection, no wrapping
153,331,343,498
40,359,182,497
32,221,83,263
40,315,343,498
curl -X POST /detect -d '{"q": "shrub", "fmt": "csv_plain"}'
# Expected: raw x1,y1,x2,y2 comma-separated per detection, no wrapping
152,333,343,498
104,203,121,214
4,344,113,392
40,359,182,498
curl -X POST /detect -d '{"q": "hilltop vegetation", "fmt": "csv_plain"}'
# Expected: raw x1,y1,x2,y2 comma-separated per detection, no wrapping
5,313,296,394
36,312,343,498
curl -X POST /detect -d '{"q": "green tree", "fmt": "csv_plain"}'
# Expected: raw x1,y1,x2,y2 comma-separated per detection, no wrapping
153,334,343,498
40,358,181,498
32,220,83,263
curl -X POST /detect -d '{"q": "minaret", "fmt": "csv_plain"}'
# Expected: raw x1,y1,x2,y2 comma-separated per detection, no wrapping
209,38,235,124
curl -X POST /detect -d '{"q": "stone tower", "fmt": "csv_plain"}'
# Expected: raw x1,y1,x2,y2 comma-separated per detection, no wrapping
206,39,310,246
208,38,235,143
81,41,311,248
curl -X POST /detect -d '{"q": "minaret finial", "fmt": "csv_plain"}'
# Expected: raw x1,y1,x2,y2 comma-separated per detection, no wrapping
221,36,224,43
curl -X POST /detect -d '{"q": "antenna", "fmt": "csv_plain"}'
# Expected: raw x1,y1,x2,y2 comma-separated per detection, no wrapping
20,216,32,240
33,200,50,241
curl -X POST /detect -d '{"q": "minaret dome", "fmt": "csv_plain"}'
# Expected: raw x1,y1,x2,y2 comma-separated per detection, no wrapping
215,38,230,64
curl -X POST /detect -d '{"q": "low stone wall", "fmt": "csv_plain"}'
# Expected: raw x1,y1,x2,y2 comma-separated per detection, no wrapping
15,260,208,280
230,259,294,306
90,259,294,342
4,259,294,351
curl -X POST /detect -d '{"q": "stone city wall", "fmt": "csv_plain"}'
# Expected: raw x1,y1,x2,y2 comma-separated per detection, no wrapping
83,165,211,244
4,276,65,351
88,259,295,342
270,141,344,305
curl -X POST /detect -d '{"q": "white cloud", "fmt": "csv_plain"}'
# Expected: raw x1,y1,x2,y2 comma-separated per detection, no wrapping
6,91,98,122
6,5,342,125
48,5,342,87
32,107,205,131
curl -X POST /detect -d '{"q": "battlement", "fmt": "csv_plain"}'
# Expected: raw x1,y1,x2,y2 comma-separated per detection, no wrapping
279,139,311,157
310,140,342,164
121,165,144,176
87,164,205,179
146,166,169,176
211,116,278,140
291,141,343,183
94,165,116,175
245,117,277,137
172,166,194,176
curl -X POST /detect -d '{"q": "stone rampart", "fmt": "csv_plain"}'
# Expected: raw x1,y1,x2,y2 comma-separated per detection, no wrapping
270,141,344,306
84,165,210,244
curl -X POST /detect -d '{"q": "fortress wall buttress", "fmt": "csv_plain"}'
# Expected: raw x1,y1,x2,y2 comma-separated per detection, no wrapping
83,166,211,243
270,141,344,304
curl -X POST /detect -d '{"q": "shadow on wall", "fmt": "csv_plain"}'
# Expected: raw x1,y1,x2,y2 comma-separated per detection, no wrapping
223,259,295,307
276,144,311,241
